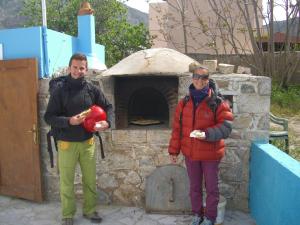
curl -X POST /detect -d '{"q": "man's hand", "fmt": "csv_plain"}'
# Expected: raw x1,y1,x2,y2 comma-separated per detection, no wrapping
94,120,109,131
69,113,86,125
169,155,178,164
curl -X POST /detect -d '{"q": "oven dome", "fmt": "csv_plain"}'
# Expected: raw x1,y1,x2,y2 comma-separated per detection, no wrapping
100,48,198,76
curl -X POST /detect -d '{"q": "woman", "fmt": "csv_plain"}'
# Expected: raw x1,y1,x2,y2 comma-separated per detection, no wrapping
168,65,233,225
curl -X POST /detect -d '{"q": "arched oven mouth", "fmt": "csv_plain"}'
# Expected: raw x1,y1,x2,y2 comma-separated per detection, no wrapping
128,87,168,128
114,76,178,129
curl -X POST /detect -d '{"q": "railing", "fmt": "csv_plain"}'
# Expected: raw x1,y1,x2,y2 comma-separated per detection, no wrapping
269,112,289,153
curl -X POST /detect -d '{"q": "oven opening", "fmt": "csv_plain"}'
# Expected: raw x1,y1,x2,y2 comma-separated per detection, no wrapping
128,87,169,128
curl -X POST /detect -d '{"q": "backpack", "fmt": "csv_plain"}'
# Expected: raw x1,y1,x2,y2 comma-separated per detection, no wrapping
179,78,224,139
46,75,105,168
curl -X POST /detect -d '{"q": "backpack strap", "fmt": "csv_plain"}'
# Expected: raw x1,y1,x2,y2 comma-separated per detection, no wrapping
86,83,105,159
179,95,190,139
46,130,54,168
85,82,96,103
47,76,68,168
207,90,223,122
94,131,105,159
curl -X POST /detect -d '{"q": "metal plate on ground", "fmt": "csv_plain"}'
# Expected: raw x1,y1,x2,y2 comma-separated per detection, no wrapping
130,119,163,126
145,164,191,214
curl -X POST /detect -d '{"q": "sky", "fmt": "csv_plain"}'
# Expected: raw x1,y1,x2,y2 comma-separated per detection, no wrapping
123,0,163,13
124,0,288,22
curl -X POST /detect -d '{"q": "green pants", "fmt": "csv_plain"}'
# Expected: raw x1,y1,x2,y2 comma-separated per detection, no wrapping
58,138,97,218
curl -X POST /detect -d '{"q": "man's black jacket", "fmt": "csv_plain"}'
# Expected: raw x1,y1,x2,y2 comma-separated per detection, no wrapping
44,75,113,142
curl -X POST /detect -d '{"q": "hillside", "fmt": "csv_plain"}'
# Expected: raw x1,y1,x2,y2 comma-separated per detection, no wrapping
126,5,148,26
264,19,300,36
0,0,26,29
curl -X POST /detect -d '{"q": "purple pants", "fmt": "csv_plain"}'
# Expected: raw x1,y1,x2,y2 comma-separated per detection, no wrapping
185,157,220,222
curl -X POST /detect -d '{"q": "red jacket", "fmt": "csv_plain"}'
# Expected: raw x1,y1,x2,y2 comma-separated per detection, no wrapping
168,89,233,161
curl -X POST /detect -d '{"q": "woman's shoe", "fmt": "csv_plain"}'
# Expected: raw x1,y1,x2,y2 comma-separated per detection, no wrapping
200,217,213,225
189,215,203,225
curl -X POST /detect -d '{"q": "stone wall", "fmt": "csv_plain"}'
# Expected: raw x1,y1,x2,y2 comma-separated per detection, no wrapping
38,70,271,212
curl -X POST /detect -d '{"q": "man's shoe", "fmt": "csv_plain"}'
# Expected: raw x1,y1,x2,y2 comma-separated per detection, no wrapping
83,212,102,223
199,217,213,225
61,218,73,225
189,215,202,225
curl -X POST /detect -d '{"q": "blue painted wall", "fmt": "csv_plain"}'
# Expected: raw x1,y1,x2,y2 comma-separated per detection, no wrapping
250,143,300,225
46,29,75,75
46,28,105,77
0,27,44,76
0,22,105,78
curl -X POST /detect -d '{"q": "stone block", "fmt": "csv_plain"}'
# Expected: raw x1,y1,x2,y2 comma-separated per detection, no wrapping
39,78,49,95
112,130,147,143
224,139,250,148
38,112,49,128
124,171,141,185
218,63,235,74
237,66,251,74
38,95,49,111
203,59,218,72
178,76,191,99
236,95,270,113
219,163,243,182
98,173,119,189
222,147,241,164
232,114,252,129
258,77,271,95
241,83,256,94
99,77,114,94
146,130,171,143
215,79,230,90
242,130,269,142
114,184,142,205
229,129,243,139
219,182,235,199
257,113,269,130
96,188,111,205
109,153,136,170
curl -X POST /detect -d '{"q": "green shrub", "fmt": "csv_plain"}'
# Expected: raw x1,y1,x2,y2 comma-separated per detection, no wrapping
271,83,300,161
271,84,300,116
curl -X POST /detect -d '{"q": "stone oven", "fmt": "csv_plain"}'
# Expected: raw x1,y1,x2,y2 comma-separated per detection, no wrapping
39,48,271,212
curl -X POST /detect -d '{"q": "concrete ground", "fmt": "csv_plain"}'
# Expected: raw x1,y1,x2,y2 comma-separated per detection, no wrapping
0,195,256,225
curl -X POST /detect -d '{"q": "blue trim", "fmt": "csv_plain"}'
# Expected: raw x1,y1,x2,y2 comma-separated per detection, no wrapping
250,142,300,225
42,26,50,77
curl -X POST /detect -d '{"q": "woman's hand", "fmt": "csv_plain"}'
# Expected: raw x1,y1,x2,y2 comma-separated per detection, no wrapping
169,155,178,164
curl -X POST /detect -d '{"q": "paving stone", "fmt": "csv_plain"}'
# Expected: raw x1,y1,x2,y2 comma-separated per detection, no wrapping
0,196,256,225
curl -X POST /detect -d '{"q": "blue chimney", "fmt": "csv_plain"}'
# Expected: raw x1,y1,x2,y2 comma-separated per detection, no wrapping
77,1,106,70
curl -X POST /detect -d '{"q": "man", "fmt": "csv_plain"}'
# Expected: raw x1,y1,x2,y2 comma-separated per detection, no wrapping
44,53,112,225
168,65,233,225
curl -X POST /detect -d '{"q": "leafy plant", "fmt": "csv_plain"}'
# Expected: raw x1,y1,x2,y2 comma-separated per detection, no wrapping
271,83,300,161
271,83,300,116
97,18,152,67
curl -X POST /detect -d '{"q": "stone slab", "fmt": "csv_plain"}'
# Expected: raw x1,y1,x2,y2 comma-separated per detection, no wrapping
0,196,256,225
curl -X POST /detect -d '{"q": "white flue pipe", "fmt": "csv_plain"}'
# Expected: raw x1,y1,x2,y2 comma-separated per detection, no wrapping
41,0,47,27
